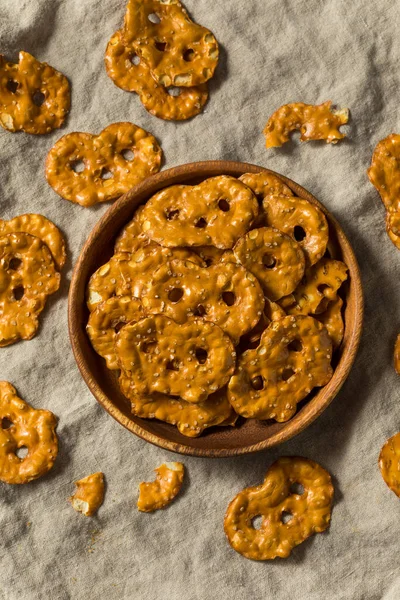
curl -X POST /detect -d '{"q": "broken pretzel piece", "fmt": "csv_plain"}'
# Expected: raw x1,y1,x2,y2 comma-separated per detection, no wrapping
69,472,105,517
379,433,400,498
137,462,184,512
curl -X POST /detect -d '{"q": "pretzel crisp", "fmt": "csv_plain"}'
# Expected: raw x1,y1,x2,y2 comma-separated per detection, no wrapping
0,382,58,484
394,334,400,376
123,0,219,88
0,233,60,346
386,212,400,250
239,298,286,352
227,315,333,421
105,30,208,121
120,375,236,437
69,472,105,516
45,122,162,207
233,227,305,301
139,176,259,249
368,134,400,212
87,296,144,369
224,456,334,560
379,433,400,498
263,196,329,266
137,259,265,343
137,462,184,512
239,172,294,201
0,51,70,135
315,297,344,350
86,246,203,311
263,101,349,149
116,315,235,402
283,258,348,316
0,214,66,271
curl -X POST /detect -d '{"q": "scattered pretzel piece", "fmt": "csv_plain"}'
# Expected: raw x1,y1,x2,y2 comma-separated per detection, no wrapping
263,196,329,266
379,433,400,498
137,462,184,512
116,315,235,402
368,134,400,212
0,381,58,484
0,214,66,270
227,315,333,421
224,456,334,560
264,101,348,149
87,296,144,369
139,176,259,249
45,122,162,207
120,375,236,437
386,212,400,250
105,30,208,121
315,297,344,350
0,233,60,346
233,227,305,301
394,334,400,375
0,51,70,134
138,259,265,343
123,0,219,88
69,472,105,516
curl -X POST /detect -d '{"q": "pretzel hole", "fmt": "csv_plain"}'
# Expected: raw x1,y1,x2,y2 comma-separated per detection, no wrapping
251,375,264,390
193,304,206,316
166,358,180,371
262,254,276,269
168,288,183,303
251,515,263,530
281,510,293,524
195,217,207,229
294,226,306,241
148,12,161,23
13,286,24,301
183,48,195,62
100,168,113,180
289,482,305,495
32,91,45,107
71,160,85,173
16,446,28,459
287,339,302,352
222,291,235,306
6,80,18,93
281,367,295,382
9,258,22,270
167,87,182,97
121,149,135,161
166,209,180,220
218,199,230,212
130,54,141,66
195,347,208,364
155,41,167,52
142,340,157,354
1,417,12,429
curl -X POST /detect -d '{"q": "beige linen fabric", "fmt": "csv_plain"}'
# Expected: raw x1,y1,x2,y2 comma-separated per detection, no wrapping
1,1,400,598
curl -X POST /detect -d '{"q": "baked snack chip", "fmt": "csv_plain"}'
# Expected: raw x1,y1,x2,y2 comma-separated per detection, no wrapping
379,433,400,498
69,472,105,516
137,462,184,512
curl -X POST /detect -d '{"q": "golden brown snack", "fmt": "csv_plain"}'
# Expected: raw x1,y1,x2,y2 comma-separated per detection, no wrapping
138,259,265,344
379,433,400,498
239,172,293,201
105,30,208,121
0,214,66,270
116,315,236,403
69,472,105,516
233,227,305,301
123,0,218,88
283,258,348,316
264,101,349,149
120,375,236,437
0,381,58,484
227,315,333,421
45,122,162,207
86,296,144,369
191,245,226,267
394,334,400,375
224,456,334,560
386,212,400,250
0,233,60,346
139,176,259,249
315,297,344,350
137,462,184,512
0,51,70,134
114,206,156,253
263,196,329,266
368,134,400,212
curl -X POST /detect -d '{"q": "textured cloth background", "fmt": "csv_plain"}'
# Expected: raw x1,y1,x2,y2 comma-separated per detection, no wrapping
1,1,400,599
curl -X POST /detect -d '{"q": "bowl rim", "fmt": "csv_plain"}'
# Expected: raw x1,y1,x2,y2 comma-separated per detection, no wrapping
68,160,364,457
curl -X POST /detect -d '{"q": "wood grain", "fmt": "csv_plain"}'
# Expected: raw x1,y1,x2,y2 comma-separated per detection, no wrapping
68,161,363,457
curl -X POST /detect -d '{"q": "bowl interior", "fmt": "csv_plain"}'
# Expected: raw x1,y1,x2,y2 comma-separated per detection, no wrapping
68,161,363,457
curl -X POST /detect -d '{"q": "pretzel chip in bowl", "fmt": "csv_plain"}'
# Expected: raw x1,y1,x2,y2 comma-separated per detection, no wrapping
45,122,162,207
137,462,184,512
0,233,60,346
227,315,333,421
0,51,70,134
239,298,286,352
233,227,305,301
379,432,400,498
105,30,208,121
0,381,58,484
315,297,344,350
264,101,349,149
224,456,334,560
139,176,259,249
116,315,236,403
123,0,219,88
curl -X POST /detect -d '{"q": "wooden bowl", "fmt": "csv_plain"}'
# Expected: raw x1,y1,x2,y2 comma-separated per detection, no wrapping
68,161,363,457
